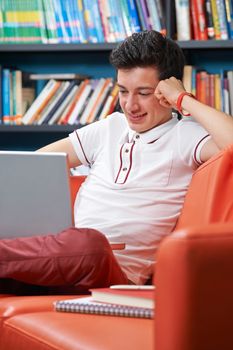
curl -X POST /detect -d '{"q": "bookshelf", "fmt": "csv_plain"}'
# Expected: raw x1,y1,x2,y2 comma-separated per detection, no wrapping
0,0,233,150
0,43,116,150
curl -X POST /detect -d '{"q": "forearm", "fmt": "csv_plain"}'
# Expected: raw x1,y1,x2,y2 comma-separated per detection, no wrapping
37,137,82,168
181,95,233,149
155,77,233,150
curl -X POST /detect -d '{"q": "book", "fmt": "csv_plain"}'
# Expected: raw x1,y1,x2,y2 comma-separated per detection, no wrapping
48,84,79,124
22,79,61,125
225,0,233,39
90,287,154,308
211,0,221,39
2,68,10,122
183,65,193,93
216,0,229,39
29,73,89,80
64,79,93,125
79,78,106,125
54,296,154,319
175,0,191,40
205,0,215,39
147,0,162,32
191,0,208,40
41,80,78,124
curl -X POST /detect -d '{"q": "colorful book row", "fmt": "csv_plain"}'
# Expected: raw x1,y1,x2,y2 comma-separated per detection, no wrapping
175,0,233,41
183,65,233,115
0,0,166,44
1,72,120,125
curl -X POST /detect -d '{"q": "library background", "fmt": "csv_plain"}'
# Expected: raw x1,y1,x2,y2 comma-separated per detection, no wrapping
0,0,232,151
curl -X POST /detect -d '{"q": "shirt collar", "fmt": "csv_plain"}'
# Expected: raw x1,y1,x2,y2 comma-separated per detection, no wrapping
127,114,178,144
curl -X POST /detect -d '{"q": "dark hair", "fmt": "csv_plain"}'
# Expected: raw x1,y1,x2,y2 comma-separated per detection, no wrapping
109,30,185,81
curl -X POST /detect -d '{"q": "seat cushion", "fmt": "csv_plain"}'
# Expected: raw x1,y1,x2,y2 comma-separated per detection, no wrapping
1,311,153,350
0,295,76,330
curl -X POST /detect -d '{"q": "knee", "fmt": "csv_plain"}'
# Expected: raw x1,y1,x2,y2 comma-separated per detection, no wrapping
52,227,111,256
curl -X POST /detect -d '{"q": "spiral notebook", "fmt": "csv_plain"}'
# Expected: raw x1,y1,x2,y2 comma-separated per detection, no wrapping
54,296,154,319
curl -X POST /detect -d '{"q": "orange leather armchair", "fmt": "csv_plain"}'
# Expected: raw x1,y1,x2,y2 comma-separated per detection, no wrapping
0,145,232,350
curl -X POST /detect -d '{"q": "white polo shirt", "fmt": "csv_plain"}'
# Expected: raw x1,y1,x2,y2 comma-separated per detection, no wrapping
69,112,209,284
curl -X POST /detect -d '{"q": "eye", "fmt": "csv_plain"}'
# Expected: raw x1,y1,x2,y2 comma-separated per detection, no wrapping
119,90,128,95
139,92,152,96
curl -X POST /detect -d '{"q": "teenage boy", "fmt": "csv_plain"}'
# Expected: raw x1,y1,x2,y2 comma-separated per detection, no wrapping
0,30,233,294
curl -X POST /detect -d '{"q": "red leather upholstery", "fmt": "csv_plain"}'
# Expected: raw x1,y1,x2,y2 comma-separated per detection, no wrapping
176,144,233,229
1,312,153,350
155,143,233,350
155,223,233,350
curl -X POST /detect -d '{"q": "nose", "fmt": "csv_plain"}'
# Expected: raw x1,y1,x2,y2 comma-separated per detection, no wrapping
125,95,140,113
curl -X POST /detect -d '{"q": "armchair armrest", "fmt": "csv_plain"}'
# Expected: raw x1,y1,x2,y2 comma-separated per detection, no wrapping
155,223,233,350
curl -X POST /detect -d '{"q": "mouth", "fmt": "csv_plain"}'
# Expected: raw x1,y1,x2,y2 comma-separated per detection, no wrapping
128,112,147,123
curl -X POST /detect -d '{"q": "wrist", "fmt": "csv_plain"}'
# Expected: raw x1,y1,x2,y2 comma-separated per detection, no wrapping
176,92,195,116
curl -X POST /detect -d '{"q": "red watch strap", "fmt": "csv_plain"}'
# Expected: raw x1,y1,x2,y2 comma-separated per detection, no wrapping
176,92,195,116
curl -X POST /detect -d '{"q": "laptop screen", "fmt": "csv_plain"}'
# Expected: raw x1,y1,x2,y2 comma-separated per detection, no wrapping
0,151,73,238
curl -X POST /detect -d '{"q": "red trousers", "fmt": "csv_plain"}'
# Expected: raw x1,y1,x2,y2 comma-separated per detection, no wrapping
0,228,128,295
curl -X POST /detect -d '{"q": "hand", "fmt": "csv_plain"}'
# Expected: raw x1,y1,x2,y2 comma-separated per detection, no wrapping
154,77,186,109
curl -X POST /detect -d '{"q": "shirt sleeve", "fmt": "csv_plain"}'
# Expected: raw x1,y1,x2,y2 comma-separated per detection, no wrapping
177,117,211,168
69,118,108,166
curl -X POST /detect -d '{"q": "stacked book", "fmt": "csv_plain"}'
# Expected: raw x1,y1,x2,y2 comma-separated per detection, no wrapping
0,0,166,44
0,68,120,125
55,285,155,319
21,75,119,126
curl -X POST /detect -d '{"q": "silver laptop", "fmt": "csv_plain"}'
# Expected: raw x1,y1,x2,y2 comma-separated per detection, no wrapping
0,151,73,238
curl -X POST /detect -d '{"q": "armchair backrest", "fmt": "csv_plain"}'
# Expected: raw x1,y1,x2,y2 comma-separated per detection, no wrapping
175,143,233,230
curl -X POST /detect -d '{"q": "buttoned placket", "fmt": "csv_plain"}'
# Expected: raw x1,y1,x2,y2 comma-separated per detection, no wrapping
115,134,140,184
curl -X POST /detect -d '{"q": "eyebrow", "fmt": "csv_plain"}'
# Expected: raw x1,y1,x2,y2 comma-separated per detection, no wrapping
117,84,155,91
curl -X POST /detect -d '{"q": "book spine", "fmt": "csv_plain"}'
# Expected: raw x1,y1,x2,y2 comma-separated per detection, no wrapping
42,0,58,43
139,0,153,30
126,0,141,32
205,0,215,39
2,68,11,123
211,0,222,39
53,0,70,43
119,0,133,36
227,71,233,115
108,0,127,41
175,0,191,40
22,79,57,124
83,0,99,43
41,80,77,124
216,0,229,39
214,73,221,110
76,0,88,43
67,81,93,125
48,84,79,124
79,78,106,125
154,0,166,35
195,0,208,40
191,0,201,39
146,0,162,32
134,0,147,30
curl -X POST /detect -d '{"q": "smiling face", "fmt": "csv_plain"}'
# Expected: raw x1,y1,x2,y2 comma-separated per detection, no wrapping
117,66,172,133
